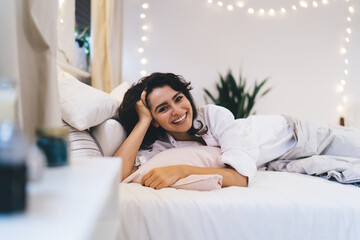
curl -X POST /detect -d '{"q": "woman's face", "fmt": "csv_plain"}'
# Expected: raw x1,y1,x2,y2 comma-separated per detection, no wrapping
147,85,193,140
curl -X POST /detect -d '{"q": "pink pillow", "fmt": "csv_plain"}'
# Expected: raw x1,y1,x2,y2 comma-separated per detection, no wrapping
123,146,225,191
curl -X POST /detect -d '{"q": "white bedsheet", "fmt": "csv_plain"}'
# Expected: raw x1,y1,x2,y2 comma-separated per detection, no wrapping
118,171,360,240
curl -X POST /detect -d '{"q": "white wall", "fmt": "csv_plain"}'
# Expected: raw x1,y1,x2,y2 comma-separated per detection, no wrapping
57,0,76,65
122,0,360,126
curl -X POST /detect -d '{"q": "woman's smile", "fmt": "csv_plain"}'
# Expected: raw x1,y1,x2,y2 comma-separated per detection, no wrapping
172,113,187,124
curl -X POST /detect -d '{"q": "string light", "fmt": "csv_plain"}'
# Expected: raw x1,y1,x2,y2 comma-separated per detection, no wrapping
138,2,150,77
227,5,234,11
247,8,255,14
268,9,275,16
140,70,147,76
236,1,245,8
299,1,308,8
136,1,356,120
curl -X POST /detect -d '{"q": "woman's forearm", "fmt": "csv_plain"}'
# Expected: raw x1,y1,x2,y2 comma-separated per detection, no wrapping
181,165,248,187
113,119,151,180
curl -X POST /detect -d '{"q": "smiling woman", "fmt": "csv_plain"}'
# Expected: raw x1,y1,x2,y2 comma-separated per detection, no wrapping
113,72,360,191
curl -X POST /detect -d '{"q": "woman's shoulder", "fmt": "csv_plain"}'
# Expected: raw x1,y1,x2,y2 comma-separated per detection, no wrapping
198,104,234,119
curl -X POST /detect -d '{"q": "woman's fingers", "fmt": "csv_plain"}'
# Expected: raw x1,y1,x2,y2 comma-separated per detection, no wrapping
140,90,147,107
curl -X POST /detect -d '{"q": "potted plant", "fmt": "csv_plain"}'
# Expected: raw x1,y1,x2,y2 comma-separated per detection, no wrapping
204,70,271,119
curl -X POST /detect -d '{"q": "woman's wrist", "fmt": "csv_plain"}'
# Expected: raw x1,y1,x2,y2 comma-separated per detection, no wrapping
137,117,152,126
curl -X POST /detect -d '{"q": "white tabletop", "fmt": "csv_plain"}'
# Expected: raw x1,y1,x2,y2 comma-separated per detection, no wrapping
0,157,121,240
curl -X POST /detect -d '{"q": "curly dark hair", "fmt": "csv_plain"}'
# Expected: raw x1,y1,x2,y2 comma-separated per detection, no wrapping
114,72,207,149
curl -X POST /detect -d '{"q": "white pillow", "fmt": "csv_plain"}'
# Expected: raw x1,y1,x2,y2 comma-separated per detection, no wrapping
123,146,225,191
91,119,127,156
110,81,130,105
57,67,118,130
62,122,103,158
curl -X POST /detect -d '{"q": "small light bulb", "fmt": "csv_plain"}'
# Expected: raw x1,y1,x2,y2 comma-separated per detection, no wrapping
227,5,234,11
348,6,355,13
292,5,297,10
337,85,344,92
268,9,275,16
141,36,147,42
59,18,64,23
258,9,265,15
237,1,245,8
141,58,148,64
138,48,144,53
337,105,344,113
344,69,349,75
281,8,287,14
142,3,149,9
142,25,148,30
341,47,347,54
312,1,318,7
217,1,223,7
343,96,348,103
345,59,349,64
140,70,147,76
345,37,350,43
248,8,255,14
322,0,328,4
346,28,352,34
140,13,146,19
207,0,213,3
347,17,351,22
340,79,346,86
300,1,308,8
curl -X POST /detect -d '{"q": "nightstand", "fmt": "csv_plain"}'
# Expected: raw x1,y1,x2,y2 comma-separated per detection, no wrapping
0,157,121,240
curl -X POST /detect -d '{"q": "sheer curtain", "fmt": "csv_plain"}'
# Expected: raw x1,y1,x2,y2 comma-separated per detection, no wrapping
0,0,62,143
91,0,123,92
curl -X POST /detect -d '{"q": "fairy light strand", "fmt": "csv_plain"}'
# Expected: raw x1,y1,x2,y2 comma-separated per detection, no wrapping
137,0,355,119
138,2,150,77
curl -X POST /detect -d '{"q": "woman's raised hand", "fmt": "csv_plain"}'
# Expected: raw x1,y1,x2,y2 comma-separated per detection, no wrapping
135,90,153,123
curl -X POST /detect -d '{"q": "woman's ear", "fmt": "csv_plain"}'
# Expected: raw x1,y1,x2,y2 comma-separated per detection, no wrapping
152,120,160,128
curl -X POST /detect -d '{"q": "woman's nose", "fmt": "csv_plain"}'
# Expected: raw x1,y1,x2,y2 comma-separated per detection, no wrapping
171,104,182,115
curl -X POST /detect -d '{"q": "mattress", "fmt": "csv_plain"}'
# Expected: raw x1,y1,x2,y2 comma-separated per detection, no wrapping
118,171,360,240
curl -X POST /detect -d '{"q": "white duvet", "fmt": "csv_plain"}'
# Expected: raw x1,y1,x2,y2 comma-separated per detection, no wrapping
119,171,360,240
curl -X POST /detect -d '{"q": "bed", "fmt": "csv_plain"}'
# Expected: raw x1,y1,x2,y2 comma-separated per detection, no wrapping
119,171,360,240
57,67,360,240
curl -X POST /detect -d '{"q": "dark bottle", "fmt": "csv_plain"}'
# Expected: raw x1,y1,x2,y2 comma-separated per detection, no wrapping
0,122,27,213
0,78,27,214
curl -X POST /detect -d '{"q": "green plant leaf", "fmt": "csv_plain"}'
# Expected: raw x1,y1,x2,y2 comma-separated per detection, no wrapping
203,71,271,118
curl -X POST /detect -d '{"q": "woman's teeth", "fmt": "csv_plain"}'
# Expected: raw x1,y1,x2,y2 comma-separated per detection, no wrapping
173,114,186,124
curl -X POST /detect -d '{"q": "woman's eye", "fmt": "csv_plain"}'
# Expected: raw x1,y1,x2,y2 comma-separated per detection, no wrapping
175,96,183,102
159,107,167,113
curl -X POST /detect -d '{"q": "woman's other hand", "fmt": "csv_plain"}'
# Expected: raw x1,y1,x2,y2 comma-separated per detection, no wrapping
136,90,152,123
141,165,187,190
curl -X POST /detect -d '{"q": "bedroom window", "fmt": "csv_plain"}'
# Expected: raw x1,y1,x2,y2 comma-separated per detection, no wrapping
75,0,91,73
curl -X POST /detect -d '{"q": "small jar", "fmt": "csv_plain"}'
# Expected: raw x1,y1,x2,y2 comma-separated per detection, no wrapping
36,127,69,167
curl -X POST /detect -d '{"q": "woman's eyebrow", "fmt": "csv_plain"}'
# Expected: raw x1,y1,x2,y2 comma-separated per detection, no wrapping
154,92,181,112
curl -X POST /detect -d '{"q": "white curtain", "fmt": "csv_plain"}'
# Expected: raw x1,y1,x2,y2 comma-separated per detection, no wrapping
0,0,62,143
91,0,123,92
